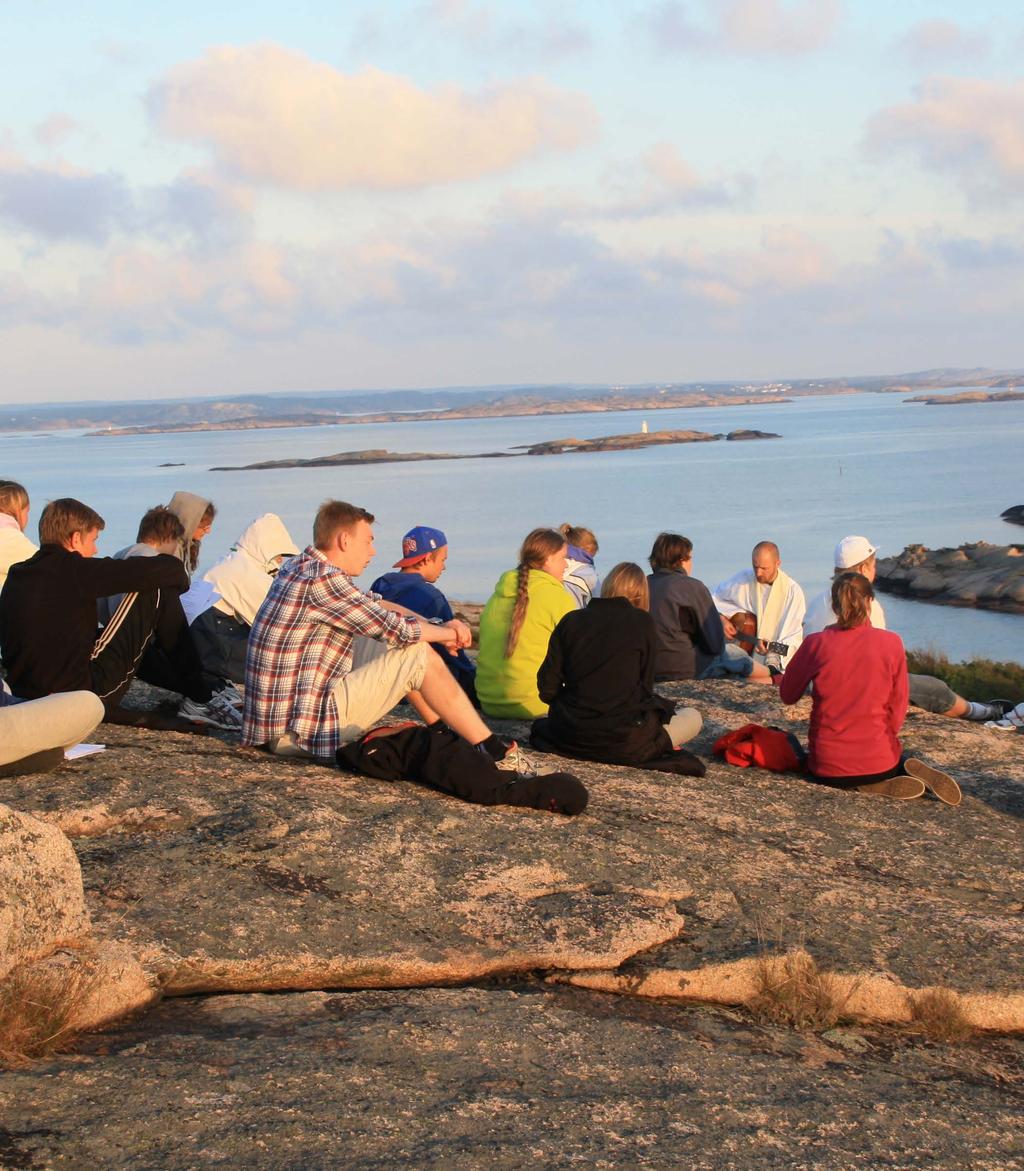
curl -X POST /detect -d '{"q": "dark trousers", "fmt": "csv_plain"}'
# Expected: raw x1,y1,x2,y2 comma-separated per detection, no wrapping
807,754,908,790
190,607,249,688
91,589,212,712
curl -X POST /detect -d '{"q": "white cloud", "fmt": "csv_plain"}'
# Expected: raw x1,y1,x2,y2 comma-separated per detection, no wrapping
0,153,248,246
148,44,598,191
637,0,842,57
33,114,84,148
864,77,1024,199
5,203,1024,385
894,20,990,66
419,0,592,58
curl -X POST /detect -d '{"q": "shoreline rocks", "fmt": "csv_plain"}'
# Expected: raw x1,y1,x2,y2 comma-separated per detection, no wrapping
875,542,1024,614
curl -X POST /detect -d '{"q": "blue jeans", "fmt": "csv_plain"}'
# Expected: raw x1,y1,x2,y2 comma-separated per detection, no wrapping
698,643,755,680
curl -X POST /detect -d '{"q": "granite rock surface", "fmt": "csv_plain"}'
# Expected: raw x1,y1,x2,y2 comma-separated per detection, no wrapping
1,987,1022,1170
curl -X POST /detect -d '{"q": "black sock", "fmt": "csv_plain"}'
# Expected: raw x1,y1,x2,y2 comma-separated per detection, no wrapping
478,734,509,761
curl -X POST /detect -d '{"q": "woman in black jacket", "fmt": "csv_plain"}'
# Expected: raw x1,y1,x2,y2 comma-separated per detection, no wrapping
531,562,702,768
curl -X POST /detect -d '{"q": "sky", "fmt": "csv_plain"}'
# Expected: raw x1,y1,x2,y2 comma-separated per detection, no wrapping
1,0,1023,403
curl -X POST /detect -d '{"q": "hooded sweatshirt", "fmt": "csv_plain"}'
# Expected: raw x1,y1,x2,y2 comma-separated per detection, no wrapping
476,568,575,718
0,513,37,587
203,513,299,627
168,491,213,575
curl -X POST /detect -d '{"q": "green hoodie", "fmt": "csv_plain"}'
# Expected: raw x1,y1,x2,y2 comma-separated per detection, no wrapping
476,568,575,719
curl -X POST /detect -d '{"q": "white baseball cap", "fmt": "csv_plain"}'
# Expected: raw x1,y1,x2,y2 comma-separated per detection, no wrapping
834,535,877,569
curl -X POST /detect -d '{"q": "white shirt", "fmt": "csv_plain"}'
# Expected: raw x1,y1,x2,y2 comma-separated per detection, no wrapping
712,567,806,668
804,588,887,636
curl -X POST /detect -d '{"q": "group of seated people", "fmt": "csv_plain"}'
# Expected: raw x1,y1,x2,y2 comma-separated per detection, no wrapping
0,479,1017,808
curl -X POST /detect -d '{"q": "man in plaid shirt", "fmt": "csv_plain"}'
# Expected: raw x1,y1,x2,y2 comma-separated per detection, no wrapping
242,500,503,762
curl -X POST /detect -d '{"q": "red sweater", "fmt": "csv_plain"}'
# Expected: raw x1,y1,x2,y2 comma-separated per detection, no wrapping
779,623,908,778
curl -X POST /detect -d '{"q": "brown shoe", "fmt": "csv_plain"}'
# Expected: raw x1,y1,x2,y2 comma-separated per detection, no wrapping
904,758,962,806
852,776,926,800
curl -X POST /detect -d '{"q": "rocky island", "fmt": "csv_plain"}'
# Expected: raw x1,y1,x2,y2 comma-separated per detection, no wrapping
904,390,1024,405
211,429,781,471
875,542,1024,613
1,677,1021,1165
1002,505,1024,527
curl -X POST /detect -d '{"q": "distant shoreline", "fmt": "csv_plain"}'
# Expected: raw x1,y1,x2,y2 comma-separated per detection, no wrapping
95,394,794,437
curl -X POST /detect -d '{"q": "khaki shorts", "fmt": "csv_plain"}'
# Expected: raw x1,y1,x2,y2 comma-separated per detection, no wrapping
331,637,430,745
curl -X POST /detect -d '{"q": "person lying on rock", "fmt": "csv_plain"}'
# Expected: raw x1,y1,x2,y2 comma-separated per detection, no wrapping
242,500,585,813
0,498,226,727
713,541,806,675
780,571,961,803
804,536,1013,725
369,524,478,707
647,532,772,683
0,685,104,778
530,561,704,771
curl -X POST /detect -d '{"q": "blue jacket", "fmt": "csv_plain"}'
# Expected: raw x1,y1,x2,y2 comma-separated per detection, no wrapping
369,571,477,686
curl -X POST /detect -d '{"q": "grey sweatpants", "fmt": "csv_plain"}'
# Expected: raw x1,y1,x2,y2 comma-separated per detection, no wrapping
908,673,956,715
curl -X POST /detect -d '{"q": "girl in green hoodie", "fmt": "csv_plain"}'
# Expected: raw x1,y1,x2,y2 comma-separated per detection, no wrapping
477,529,575,719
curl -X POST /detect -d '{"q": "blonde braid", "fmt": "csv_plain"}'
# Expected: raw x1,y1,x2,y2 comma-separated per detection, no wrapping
505,562,533,658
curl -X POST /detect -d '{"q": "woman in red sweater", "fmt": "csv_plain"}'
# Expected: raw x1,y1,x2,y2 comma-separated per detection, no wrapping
779,572,960,803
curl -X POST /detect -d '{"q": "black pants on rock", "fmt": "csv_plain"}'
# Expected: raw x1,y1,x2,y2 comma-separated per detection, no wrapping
806,754,909,790
91,589,212,713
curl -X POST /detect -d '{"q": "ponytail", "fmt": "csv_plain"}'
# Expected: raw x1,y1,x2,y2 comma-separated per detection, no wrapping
831,571,873,630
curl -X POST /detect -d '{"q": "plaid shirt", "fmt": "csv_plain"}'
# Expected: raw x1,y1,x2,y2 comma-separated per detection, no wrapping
242,546,420,758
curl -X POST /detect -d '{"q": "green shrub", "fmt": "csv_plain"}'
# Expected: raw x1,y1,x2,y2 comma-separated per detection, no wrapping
905,650,1024,704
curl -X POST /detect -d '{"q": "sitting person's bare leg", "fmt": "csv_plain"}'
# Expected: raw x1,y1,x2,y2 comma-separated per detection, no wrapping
748,661,773,683
408,652,491,745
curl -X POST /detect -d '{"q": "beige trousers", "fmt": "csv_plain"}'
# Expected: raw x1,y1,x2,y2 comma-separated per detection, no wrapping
0,691,105,766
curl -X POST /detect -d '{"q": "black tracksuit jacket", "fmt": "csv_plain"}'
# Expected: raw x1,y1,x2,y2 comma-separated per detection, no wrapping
0,543,188,698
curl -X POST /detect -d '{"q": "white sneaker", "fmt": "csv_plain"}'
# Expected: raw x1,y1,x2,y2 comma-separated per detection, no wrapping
494,740,557,778
214,680,244,709
178,694,243,731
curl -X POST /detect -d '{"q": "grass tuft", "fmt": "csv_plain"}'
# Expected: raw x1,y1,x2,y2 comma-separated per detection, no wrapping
747,950,856,1032
908,987,974,1043
905,649,1024,705
0,958,96,1069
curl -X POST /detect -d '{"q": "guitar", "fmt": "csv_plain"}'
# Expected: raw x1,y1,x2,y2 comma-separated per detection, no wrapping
726,610,758,655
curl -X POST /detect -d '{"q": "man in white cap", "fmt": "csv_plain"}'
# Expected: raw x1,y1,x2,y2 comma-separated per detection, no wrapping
804,536,884,635
805,535,1012,723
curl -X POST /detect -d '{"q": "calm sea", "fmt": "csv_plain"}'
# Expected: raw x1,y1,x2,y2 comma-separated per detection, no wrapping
4,390,1022,663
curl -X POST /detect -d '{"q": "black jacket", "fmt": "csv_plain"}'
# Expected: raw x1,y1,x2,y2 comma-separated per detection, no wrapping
647,568,724,681
532,597,678,764
0,544,188,698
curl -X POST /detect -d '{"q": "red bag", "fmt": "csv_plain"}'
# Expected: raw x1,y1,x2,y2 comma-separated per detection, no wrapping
712,723,804,772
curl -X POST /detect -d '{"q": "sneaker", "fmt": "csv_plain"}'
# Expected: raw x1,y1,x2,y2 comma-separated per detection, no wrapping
984,702,1024,731
178,694,243,731
986,699,1016,718
214,680,244,709
494,740,558,778
904,758,962,806
500,772,589,815
852,776,926,800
